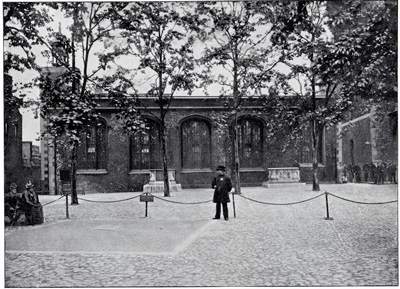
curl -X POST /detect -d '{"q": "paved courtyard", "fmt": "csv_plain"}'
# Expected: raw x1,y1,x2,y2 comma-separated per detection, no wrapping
4,183,398,287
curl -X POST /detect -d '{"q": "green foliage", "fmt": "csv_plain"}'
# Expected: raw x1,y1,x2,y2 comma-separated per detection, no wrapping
194,1,284,102
327,1,397,104
99,2,198,130
267,1,395,134
39,70,99,145
4,2,57,73
36,3,118,144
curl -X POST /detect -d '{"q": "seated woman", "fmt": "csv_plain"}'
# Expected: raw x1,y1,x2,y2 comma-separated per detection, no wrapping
20,182,43,225
5,183,21,225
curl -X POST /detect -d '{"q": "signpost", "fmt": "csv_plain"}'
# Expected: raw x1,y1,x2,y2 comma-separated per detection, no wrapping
140,192,154,217
62,183,71,219
60,169,70,219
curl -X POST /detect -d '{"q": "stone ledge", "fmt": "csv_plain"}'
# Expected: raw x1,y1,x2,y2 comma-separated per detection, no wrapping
262,182,307,188
143,182,182,193
76,169,108,175
181,169,213,173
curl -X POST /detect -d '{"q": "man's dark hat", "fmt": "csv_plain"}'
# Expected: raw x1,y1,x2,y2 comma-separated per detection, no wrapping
216,165,226,171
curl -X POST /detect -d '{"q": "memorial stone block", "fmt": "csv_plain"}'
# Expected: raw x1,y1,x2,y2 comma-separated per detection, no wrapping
262,167,306,188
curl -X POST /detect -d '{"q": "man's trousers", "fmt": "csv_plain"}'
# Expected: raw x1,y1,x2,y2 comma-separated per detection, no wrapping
215,202,228,219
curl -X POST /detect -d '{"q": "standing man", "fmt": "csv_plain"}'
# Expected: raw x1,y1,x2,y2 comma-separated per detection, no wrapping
371,162,377,184
363,163,370,183
212,165,232,221
388,162,397,184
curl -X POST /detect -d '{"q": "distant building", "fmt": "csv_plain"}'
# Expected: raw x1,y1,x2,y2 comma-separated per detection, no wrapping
22,141,42,190
4,74,41,193
337,104,397,182
39,66,70,195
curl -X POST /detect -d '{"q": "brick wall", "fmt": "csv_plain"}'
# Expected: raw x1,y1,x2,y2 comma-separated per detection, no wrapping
340,107,397,182
72,104,337,192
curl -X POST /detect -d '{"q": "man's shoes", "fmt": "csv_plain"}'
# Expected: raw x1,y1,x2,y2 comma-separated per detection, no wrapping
224,217,229,221
213,217,220,220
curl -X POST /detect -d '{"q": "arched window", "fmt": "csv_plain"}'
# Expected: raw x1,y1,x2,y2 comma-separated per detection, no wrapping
238,118,263,168
77,119,107,170
181,119,211,169
130,120,162,170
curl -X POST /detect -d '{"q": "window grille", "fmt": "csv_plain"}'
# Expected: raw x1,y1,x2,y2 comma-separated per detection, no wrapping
238,118,263,168
130,120,162,170
182,119,211,169
77,120,107,170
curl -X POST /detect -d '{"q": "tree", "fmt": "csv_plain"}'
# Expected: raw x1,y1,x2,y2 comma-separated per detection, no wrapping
325,1,397,105
193,1,285,194
40,2,117,203
4,2,58,74
99,2,197,197
4,3,58,113
264,1,397,190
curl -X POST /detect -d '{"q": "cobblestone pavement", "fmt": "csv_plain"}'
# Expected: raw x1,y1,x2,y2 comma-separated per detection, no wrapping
5,183,398,287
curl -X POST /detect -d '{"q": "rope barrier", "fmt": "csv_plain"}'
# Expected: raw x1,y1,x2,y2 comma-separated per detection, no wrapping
42,195,65,207
150,194,213,205
79,193,142,203
236,192,326,205
39,191,397,207
327,192,398,205
39,188,397,222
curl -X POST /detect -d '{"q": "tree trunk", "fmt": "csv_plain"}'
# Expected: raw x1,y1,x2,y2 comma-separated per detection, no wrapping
233,43,241,195
234,116,241,194
160,121,170,197
309,32,320,191
71,143,79,204
54,137,58,195
311,120,320,191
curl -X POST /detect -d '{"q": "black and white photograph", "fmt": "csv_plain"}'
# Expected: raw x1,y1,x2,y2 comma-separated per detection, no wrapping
3,1,398,287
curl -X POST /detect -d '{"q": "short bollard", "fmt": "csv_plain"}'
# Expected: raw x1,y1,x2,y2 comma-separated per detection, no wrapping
325,191,333,220
65,193,69,219
232,191,236,218
140,193,154,217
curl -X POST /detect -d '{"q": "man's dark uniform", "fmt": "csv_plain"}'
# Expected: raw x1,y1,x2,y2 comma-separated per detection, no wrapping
212,166,232,220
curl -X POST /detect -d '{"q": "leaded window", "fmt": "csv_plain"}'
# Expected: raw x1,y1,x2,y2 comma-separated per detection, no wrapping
182,119,211,169
130,120,162,170
238,118,263,168
77,120,107,170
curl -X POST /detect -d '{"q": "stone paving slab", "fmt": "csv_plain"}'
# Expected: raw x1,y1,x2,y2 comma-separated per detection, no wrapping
6,219,213,255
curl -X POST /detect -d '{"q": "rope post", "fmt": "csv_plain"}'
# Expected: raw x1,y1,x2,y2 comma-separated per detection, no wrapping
232,190,236,218
325,191,333,220
145,193,148,217
65,193,69,219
